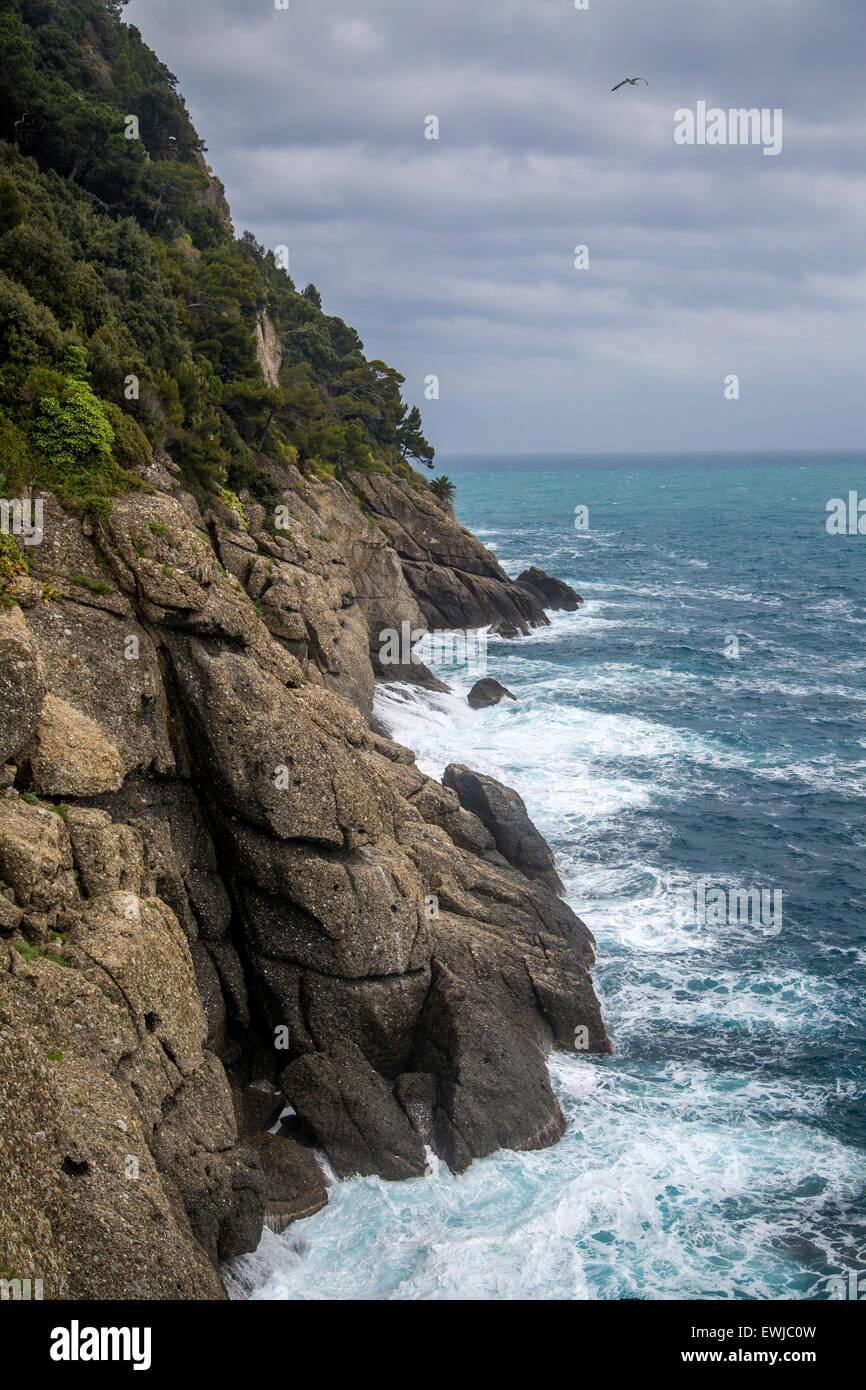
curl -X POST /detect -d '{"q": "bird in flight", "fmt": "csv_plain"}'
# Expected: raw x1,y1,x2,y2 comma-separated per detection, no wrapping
611,77,648,91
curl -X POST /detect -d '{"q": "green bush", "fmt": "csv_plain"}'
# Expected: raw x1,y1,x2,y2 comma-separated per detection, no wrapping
0,0,435,515
30,372,144,516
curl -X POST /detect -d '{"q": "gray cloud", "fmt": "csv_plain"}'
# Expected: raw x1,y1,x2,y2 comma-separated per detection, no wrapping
126,0,866,451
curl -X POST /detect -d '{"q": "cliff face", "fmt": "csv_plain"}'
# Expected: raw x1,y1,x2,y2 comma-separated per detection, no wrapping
349,470,552,637
0,0,608,1301
0,456,609,1298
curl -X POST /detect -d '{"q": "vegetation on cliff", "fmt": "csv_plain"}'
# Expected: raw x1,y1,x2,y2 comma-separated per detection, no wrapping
0,0,435,529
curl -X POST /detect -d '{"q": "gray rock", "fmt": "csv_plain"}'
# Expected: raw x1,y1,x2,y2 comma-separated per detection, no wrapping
467,678,516,709
349,470,549,635
233,1078,284,1135
516,566,583,612
443,763,564,892
395,1072,437,1143
245,1131,328,1232
280,1040,428,1181
413,960,567,1172
1,449,609,1297
0,608,44,764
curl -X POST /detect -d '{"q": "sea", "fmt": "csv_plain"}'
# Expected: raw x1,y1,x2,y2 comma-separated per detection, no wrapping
229,452,866,1301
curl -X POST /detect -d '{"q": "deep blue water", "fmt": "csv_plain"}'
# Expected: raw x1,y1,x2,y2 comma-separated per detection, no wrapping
232,452,866,1301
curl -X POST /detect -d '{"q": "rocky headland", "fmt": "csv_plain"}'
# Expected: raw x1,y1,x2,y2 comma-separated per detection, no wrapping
0,0,608,1301
0,453,609,1298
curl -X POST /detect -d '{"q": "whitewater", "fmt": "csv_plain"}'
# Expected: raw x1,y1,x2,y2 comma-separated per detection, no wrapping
229,452,866,1301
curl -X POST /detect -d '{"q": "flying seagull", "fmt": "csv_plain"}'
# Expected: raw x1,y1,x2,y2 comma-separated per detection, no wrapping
611,77,648,91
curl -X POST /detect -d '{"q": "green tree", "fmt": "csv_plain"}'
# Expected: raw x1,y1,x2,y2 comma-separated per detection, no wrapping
430,474,455,504
0,171,25,232
397,404,435,467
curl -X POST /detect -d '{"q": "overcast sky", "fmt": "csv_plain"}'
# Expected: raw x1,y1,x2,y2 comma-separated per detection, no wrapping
125,0,866,455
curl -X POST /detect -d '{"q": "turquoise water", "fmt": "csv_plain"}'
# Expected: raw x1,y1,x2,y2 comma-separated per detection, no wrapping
230,453,866,1301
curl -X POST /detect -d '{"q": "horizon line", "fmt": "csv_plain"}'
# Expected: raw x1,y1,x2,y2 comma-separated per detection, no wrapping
436,447,866,459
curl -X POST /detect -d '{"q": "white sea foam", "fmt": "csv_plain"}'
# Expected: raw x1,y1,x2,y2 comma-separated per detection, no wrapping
228,1053,863,1301
230,498,866,1302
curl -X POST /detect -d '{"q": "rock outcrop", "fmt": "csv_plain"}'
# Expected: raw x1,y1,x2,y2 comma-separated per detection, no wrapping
254,310,283,390
517,566,583,613
0,0,608,1306
467,678,517,709
0,455,607,1300
443,764,564,892
350,471,552,637
280,1041,428,1182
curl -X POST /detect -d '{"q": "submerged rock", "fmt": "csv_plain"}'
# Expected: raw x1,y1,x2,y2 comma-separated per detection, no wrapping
467,678,517,709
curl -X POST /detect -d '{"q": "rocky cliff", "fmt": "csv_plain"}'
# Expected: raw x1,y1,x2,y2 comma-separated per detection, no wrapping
0,453,609,1298
0,0,608,1301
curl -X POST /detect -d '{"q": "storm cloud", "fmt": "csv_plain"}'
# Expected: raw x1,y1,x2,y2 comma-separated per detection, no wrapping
125,0,866,452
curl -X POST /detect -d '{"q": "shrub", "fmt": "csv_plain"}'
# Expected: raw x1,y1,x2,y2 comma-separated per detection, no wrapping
0,533,27,607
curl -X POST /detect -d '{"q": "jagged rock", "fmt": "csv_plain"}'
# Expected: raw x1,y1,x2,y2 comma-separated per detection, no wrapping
0,802,264,1298
0,607,44,764
414,958,567,1172
406,777,496,856
392,814,610,1168
1,468,607,1295
280,1040,428,1180
19,581,175,780
0,797,77,915
467,678,517,709
443,763,564,892
245,1131,328,1232
64,807,144,899
164,637,374,847
0,893,23,932
148,1053,266,1264
349,470,549,635
232,1078,284,1135
19,693,125,797
517,566,582,612
106,494,217,613
222,822,429,977
371,649,451,693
